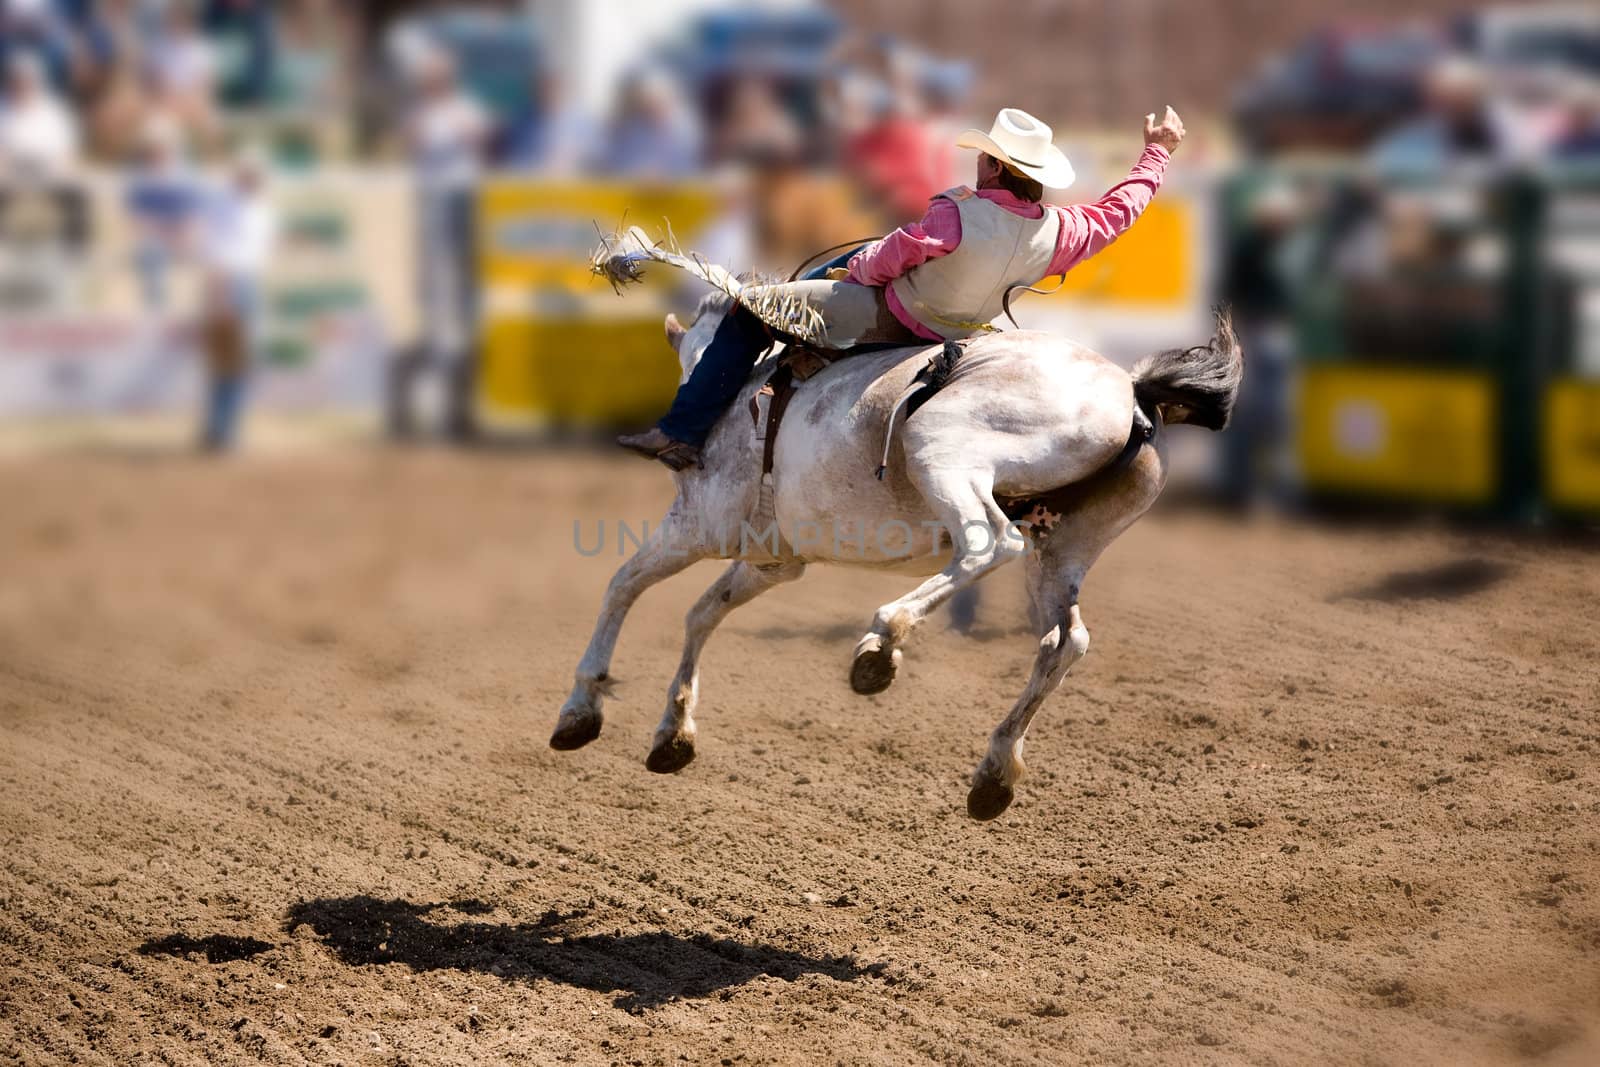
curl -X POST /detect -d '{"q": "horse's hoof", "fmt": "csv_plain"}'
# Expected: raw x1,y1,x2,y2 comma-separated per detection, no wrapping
966,779,1015,821
549,711,602,751
850,637,901,696
645,735,695,774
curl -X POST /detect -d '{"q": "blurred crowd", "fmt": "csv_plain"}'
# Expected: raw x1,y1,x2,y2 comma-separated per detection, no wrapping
0,2,979,222
1230,10,1600,166
1356,52,1600,169
384,22,979,253
1367,54,1600,166
3,0,1599,527
0,0,352,178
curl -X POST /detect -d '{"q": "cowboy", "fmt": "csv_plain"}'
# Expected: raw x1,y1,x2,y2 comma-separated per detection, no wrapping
619,105,1186,469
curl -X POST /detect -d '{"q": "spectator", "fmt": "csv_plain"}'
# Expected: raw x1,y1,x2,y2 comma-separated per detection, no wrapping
88,51,151,159
405,44,489,200
1553,78,1600,160
398,42,489,440
1219,182,1302,510
55,0,122,103
506,67,596,175
1370,56,1511,172
0,53,80,180
688,166,757,287
122,117,203,311
0,0,77,95
96,0,149,75
920,59,975,191
202,0,275,108
843,105,941,222
713,76,804,168
272,0,351,116
196,146,275,451
838,41,942,222
595,68,701,178
144,0,219,137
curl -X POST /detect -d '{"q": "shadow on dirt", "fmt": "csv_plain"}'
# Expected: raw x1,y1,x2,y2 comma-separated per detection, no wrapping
1333,558,1515,603
282,896,877,1011
138,933,274,963
745,620,863,643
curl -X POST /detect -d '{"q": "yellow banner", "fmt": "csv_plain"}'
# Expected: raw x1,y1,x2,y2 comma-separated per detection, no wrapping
1545,379,1600,512
479,314,681,427
1048,198,1193,306
476,179,722,424
478,180,720,292
1298,365,1497,503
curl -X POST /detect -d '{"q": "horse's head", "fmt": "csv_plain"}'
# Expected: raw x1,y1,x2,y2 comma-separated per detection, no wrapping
665,289,738,382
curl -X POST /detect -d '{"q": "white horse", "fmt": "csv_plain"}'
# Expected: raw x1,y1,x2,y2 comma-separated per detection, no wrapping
551,281,1241,820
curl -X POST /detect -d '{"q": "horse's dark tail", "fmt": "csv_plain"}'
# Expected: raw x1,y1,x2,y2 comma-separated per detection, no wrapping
1131,309,1243,431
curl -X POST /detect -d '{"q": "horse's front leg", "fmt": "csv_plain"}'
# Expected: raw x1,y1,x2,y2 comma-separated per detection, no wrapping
646,560,805,773
551,520,704,751
851,473,1025,695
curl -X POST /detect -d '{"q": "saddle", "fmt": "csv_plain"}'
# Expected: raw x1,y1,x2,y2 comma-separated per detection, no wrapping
746,343,840,478
747,339,963,480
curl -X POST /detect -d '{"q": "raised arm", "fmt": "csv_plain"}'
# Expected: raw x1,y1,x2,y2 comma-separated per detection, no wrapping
1048,106,1184,275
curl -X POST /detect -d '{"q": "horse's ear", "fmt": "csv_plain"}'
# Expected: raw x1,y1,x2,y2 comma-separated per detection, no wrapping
664,313,686,353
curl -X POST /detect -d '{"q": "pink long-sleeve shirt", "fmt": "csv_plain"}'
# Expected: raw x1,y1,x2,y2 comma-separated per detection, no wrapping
846,143,1172,340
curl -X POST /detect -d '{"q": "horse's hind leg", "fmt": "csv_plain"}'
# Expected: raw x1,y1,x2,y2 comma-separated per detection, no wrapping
551,523,704,751
851,470,1024,695
967,558,1089,820
969,444,1168,819
646,560,804,773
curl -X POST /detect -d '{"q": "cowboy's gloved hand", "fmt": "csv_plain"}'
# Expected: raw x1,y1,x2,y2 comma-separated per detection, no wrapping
1144,106,1185,153
825,267,849,281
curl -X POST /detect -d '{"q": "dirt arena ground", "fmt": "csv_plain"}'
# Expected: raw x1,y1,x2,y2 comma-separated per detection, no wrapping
2,448,1598,1066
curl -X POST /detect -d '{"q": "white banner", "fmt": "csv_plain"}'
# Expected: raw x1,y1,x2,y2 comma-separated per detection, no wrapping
0,170,413,418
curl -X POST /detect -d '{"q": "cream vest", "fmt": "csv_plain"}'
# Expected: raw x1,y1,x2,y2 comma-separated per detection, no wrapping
889,186,1061,339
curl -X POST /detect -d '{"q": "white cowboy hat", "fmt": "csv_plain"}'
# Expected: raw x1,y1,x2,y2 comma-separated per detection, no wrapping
955,108,1075,189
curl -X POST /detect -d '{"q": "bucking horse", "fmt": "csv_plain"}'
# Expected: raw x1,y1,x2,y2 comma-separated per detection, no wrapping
550,228,1242,821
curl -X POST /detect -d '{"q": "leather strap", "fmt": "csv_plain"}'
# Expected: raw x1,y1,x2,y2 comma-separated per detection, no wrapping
760,363,797,477
746,344,841,478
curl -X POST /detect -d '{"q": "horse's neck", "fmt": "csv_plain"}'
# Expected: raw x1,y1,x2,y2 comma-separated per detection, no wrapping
679,333,785,386
679,335,702,382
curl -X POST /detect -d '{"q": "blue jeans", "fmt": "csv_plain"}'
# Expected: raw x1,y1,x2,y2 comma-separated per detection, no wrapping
204,375,247,450
657,303,772,446
657,246,867,446
201,278,260,451
1220,323,1290,506
802,247,862,280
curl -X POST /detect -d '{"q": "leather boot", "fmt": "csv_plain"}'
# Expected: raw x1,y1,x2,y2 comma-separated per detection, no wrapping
616,427,701,471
